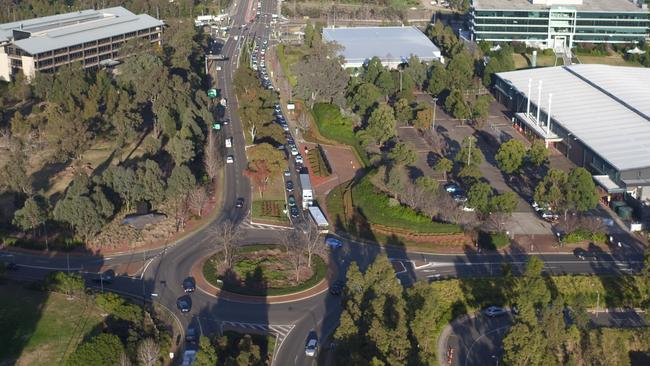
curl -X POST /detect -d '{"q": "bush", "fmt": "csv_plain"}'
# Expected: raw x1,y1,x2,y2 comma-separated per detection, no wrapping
95,292,142,324
563,229,606,244
542,48,555,56
66,333,124,366
44,271,85,295
351,177,461,234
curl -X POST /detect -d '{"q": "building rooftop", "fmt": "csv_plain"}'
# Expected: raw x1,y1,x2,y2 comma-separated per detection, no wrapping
322,26,441,65
472,0,646,12
497,64,650,171
0,7,162,55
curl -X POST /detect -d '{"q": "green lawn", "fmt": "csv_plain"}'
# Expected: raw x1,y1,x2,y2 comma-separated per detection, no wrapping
351,177,461,234
276,44,305,87
311,103,369,166
0,284,103,365
575,54,642,67
513,53,563,69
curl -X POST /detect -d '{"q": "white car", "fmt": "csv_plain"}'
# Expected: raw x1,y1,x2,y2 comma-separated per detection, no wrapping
225,137,233,148
226,155,234,164
305,339,317,357
462,206,475,212
290,146,299,156
295,154,303,164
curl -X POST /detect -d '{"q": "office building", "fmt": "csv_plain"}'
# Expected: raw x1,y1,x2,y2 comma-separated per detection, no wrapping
0,6,163,81
471,0,650,52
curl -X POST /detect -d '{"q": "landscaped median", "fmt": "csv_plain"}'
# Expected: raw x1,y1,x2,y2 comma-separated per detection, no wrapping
196,245,329,302
326,177,468,250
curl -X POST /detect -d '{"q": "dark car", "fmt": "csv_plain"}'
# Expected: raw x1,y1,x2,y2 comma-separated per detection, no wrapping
574,248,598,261
93,269,115,284
452,192,468,203
177,296,192,313
329,280,345,296
287,195,296,207
290,206,299,218
186,327,198,343
236,197,245,208
183,277,196,293
286,181,294,192
5,262,18,270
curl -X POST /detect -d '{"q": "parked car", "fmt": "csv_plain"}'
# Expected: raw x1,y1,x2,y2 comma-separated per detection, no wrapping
290,146,299,156
283,169,291,177
185,327,198,343
236,197,245,208
287,195,296,206
226,155,234,164
540,210,559,222
286,181,294,192
295,154,304,164
483,306,507,317
290,206,299,218
462,205,475,212
445,182,461,193
452,193,468,203
325,237,343,249
182,277,196,293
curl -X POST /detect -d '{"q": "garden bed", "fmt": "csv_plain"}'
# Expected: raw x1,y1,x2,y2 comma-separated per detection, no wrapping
251,200,289,225
202,245,327,296
307,145,331,177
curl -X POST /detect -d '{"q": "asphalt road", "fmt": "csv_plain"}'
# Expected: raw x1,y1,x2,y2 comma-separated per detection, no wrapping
1,1,648,365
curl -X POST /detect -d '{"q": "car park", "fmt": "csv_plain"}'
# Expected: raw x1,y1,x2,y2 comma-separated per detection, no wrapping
236,197,245,208
226,155,234,164
329,280,345,296
182,277,196,293
483,306,507,317
325,237,343,249
290,206,299,218
286,181,294,192
177,296,192,313
287,195,296,206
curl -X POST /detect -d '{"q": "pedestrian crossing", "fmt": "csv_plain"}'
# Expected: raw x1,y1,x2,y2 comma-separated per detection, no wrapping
219,320,295,364
240,221,292,231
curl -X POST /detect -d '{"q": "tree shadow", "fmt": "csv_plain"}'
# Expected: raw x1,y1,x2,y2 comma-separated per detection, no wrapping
30,161,67,192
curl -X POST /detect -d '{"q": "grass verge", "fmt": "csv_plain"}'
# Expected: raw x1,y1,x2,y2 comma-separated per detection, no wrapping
0,284,103,365
311,103,369,167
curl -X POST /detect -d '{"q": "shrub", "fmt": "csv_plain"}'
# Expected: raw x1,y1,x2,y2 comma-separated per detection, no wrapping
563,229,606,244
542,48,555,56
66,333,124,366
44,271,84,296
95,292,142,324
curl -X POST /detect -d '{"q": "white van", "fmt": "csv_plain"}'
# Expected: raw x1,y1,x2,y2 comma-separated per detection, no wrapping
225,137,233,148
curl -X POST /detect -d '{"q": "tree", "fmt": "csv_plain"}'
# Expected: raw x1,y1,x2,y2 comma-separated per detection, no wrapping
0,147,32,195
512,256,551,325
426,62,448,96
54,193,106,242
388,142,417,166
364,104,396,146
472,95,492,128
67,333,125,366
495,139,527,174
45,271,85,296
566,167,598,213
348,82,383,117
43,105,93,161
468,182,493,214
413,104,433,130
300,221,324,269
527,140,549,167
281,229,304,282
364,56,383,84
211,220,241,269
534,168,568,213
137,159,166,208
375,70,395,95
245,143,285,198
136,338,160,366
455,136,484,171
303,21,315,48
166,135,196,166
166,164,196,231
393,98,412,124
407,282,441,364
445,89,472,121
204,130,223,183
13,195,48,238
194,336,218,366
435,157,453,181
334,256,411,364
446,50,474,91
491,191,518,214
294,43,350,108
404,55,428,89
188,185,209,217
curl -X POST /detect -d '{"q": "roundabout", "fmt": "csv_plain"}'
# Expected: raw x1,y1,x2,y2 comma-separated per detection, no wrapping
191,245,331,304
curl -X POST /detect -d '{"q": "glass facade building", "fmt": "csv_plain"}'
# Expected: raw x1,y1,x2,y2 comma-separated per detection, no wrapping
471,0,650,50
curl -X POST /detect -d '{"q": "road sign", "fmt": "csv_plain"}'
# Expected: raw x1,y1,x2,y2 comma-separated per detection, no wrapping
207,89,219,98
212,123,221,130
